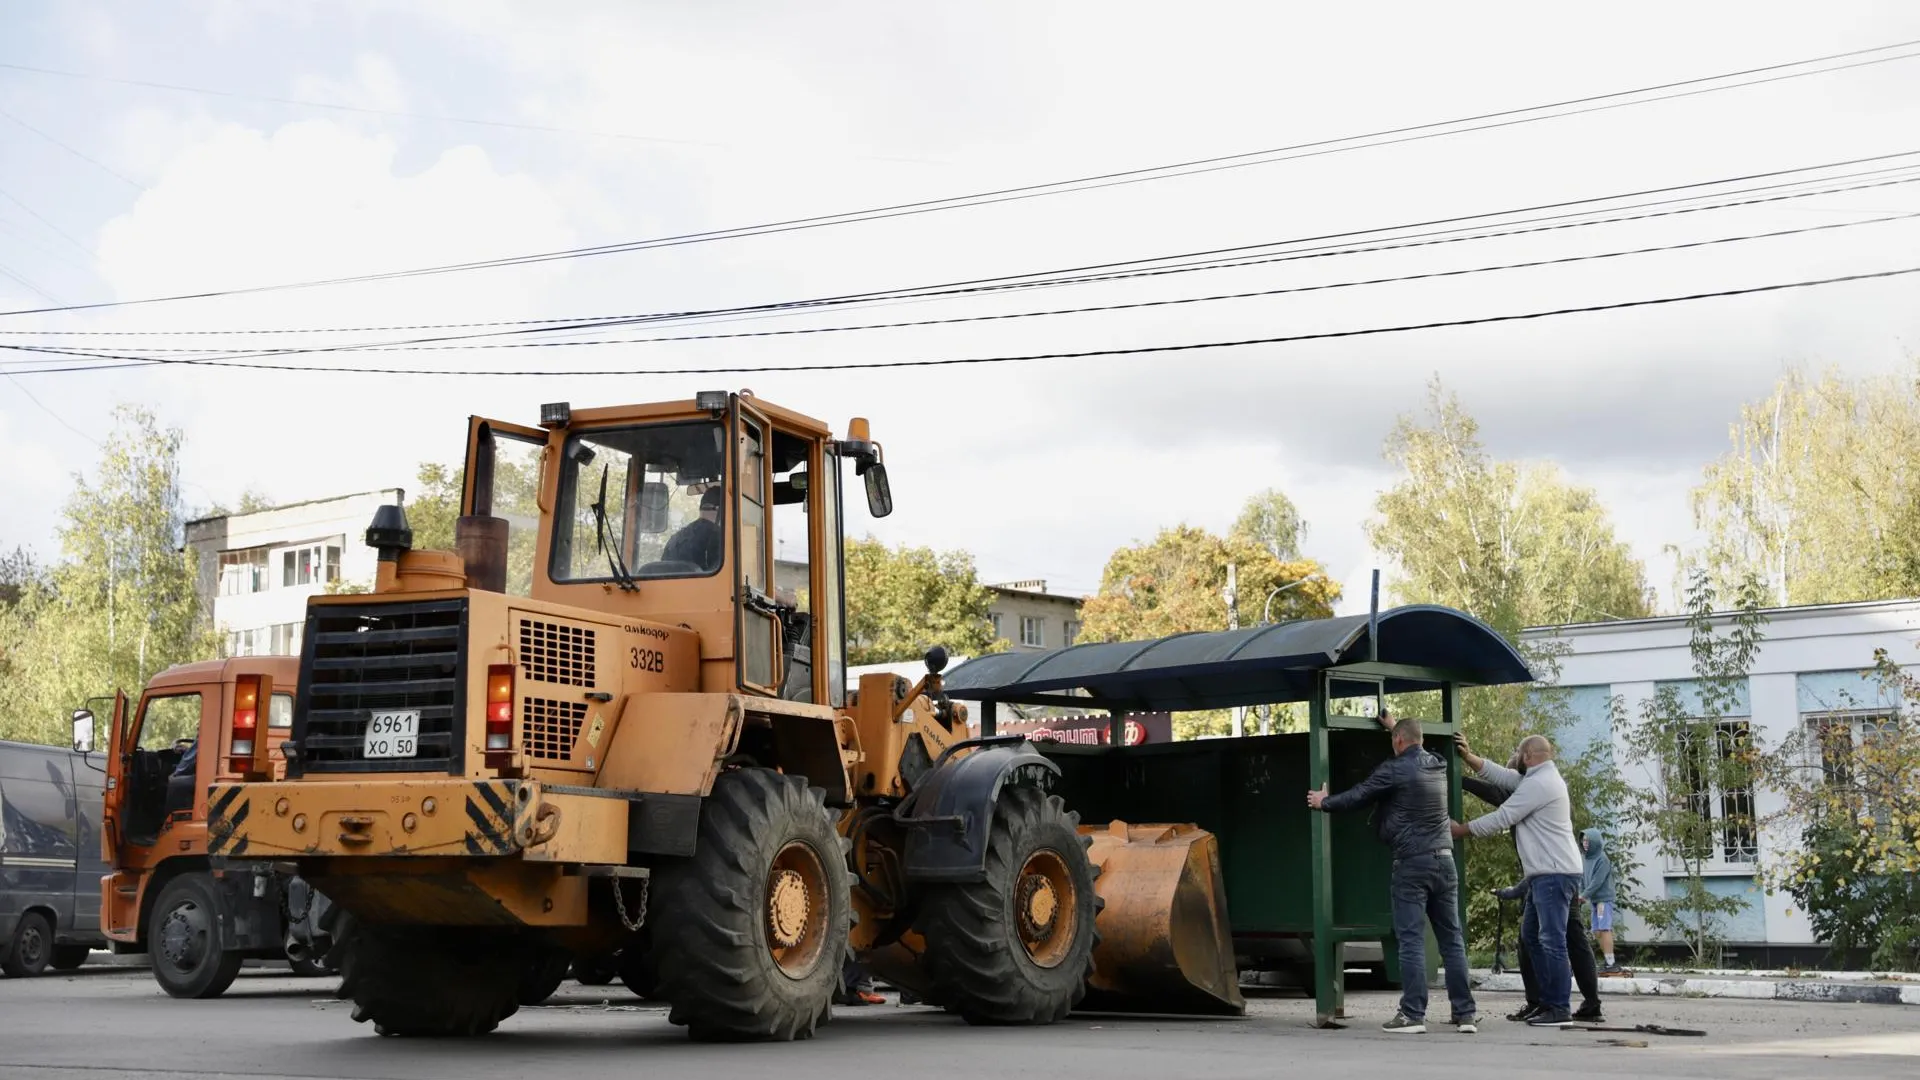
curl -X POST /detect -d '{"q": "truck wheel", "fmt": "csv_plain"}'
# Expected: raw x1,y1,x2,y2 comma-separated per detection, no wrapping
334,914,529,1037
3,911,54,977
650,767,852,1042
918,786,1097,1025
617,936,660,1000
50,944,91,972
289,954,336,978
149,876,244,999
571,950,620,986
517,949,572,1005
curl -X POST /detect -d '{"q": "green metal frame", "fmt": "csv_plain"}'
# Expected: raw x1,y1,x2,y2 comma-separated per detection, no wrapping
1306,665,1467,1026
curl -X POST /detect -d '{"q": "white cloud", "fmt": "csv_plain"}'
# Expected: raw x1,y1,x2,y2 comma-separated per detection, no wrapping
8,1,1920,623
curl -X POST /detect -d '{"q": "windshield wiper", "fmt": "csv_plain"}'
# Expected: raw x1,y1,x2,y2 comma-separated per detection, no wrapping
590,465,638,592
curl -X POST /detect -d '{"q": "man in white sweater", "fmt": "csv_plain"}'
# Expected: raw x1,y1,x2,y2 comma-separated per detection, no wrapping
1449,734,1585,1027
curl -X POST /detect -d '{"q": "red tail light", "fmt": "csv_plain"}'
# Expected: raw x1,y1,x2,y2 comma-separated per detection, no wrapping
230,677,259,766
485,664,514,767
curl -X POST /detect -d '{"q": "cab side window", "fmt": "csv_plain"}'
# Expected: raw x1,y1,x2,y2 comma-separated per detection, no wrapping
137,694,203,750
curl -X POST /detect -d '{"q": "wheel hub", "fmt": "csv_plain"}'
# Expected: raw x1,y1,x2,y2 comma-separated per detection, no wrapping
158,904,204,969
1013,849,1078,969
1017,873,1059,938
767,868,811,949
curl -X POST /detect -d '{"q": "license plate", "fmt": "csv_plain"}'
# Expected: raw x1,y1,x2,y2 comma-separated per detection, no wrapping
363,710,420,758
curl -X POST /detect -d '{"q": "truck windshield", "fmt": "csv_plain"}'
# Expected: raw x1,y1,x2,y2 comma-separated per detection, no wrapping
550,421,728,583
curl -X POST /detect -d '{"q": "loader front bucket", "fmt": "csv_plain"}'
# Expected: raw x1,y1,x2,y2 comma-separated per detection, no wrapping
1079,821,1245,1016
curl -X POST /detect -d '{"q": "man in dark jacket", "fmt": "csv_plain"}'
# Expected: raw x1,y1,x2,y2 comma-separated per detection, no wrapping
1308,715,1476,1034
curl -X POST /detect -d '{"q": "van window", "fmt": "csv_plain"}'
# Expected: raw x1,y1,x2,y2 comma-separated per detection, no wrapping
136,694,203,750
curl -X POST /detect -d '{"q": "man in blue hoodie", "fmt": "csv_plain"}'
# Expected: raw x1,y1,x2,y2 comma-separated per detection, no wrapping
1582,828,1623,976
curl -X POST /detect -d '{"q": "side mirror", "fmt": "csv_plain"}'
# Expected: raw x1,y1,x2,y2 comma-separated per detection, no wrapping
863,462,893,518
924,645,948,675
637,482,670,534
71,709,95,755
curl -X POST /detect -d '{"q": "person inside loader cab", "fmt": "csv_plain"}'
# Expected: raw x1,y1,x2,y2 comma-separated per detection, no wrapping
662,486,724,571
1307,714,1477,1035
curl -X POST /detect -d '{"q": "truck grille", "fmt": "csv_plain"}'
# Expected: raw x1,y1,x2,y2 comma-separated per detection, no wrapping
290,598,468,775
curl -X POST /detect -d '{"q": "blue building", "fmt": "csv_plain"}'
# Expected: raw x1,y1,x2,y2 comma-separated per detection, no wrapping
1522,597,1920,966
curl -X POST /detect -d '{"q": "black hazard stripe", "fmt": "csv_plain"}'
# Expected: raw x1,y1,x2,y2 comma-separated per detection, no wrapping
464,797,511,853
207,798,250,854
207,785,242,823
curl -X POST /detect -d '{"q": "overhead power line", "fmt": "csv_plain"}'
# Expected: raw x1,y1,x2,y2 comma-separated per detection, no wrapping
9,265,1918,377
4,38,1918,319
14,158,1920,342
43,210,1917,356
10,150,1914,367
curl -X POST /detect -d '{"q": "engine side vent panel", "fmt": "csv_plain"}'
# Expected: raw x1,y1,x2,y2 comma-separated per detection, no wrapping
519,619,595,687
523,698,588,760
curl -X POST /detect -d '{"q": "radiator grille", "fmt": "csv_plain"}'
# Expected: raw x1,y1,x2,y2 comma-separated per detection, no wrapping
523,698,587,760
519,619,596,687
293,598,465,775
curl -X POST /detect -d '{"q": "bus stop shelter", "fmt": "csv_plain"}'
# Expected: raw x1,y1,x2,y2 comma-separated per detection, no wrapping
940,603,1534,1026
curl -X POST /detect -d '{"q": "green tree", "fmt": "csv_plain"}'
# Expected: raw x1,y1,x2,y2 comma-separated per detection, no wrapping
1759,647,1920,970
1614,570,1768,965
1230,488,1306,561
1691,363,1920,605
407,462,461,553
236,488,276,514
843,536,1006,665
1367,378,1654,628
0,546,40,611
1079,503,1341,738
0,406,221,744
1367,378,1650,944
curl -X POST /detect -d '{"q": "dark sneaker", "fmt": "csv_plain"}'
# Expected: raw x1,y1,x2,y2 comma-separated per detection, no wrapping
1528,1009,1574,1027
1507,1003,1541,1022
1574,1002,1604,1022
1450,1014,1478,1033
1599,962,1627,977
1382,1013,1426,1034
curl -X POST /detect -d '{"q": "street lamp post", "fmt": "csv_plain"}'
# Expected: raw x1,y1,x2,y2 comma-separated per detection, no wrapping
1256,574,1324,734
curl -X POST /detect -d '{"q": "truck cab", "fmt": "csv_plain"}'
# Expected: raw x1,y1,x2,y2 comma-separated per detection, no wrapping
78,656,324,997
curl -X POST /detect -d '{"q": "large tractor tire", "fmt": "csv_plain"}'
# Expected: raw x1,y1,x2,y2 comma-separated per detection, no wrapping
649,767,852,1042
518,948,573,1005
148,875,244,999
571,951,620,987
918,785,1098,1025
333,913,530,1037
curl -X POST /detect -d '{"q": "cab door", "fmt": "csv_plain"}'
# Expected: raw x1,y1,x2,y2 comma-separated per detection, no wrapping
733,401,781,694
460,415,550,597
100,691,128,863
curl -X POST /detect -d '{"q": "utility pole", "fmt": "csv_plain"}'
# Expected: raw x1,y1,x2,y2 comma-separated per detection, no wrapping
1225,562,1243,738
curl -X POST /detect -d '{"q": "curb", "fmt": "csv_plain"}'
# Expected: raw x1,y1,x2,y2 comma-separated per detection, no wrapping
1473,971,1920,1007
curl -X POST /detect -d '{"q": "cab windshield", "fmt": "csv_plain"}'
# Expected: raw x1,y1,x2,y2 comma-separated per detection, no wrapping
550,421,728,583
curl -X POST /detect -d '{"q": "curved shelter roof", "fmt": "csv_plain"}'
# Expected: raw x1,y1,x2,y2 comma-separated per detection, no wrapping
942,605,1534,713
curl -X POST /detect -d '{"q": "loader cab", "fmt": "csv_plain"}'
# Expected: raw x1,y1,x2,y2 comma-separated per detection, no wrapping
458,391,891,709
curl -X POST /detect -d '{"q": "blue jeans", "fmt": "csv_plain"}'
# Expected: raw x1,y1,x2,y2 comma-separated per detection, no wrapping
1389,852,1475,1022
1522,874,1580,1013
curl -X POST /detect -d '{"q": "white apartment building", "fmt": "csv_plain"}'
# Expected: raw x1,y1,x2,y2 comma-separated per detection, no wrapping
185,490,403,657
1522,597,1920,962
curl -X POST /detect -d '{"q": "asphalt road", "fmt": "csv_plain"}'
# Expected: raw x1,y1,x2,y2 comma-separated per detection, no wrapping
1,965,1915,1080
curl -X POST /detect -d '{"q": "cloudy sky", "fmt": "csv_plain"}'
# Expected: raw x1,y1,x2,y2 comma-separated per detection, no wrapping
4,1,1920,616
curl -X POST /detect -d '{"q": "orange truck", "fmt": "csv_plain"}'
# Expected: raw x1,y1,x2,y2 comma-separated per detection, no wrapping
72,656,332,997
